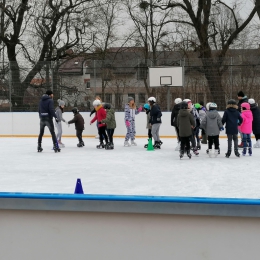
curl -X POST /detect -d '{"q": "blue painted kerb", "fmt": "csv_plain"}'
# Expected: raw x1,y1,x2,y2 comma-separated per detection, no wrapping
0,192,260,206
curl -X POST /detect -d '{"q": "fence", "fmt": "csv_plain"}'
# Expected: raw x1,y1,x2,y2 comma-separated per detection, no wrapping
0,52,260,112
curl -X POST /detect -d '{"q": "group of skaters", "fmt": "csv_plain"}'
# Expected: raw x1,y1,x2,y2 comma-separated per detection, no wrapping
171,90,260,159
37,90,260,158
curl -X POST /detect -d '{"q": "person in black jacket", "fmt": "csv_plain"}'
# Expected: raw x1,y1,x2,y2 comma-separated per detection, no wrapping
148,96,162,149
171,98,182,151
222,99,243,158
249,98,260,148
37,90,59,152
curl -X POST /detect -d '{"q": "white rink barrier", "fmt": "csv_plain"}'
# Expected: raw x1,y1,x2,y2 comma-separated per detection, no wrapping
0,111,226,137
1,193,260,260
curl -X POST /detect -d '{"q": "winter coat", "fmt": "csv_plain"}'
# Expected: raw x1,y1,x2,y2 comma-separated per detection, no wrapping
198,109,206,122
177,109,195,137
190,107,200,127
237,96,248,113
222,104,243,135
171,103,181,127
124,104,140,123
149,104,162,125
101,108,116,129
38,94,57,119
55,107,65,122
145,110,151,129
250,103,260,135
68,113,85,130
200,110,223,136
90,105,106,128
239,110,253,134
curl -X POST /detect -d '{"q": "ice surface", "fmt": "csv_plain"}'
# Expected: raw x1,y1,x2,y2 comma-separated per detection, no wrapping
0,137,260,199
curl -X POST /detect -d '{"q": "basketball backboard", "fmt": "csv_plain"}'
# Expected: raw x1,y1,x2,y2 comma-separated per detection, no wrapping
149,67,183,87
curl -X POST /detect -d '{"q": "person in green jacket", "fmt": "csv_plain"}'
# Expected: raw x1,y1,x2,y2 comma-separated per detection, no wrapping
101,103,116,149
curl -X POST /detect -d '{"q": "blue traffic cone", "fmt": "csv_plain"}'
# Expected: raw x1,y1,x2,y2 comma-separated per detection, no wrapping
74,178,84,194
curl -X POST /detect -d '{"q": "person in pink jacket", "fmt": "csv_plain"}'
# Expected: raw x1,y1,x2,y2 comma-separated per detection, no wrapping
240,103,253,156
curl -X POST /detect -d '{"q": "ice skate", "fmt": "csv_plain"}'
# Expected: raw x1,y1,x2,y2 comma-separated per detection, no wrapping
234,150,240,157
208,149,213,157
158,140,163,146
97,142,105,149
214,149,219,157
175,142,180,151
248,147,252,156
77,141,85,147
187,150,192,159
53,143,61,153
253,140,260,148
105,142,114,150
242,147,247,156
124,140,131,147
206,149,209,154
179,150,184,159
58,141,65,148
192,147,199,156
131,140,137,146
37,143,43,152
153,141,161,149
225,150,231,158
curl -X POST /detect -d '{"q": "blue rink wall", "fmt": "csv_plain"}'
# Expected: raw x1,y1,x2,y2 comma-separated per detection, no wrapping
0,111,226,137
1,192,260,259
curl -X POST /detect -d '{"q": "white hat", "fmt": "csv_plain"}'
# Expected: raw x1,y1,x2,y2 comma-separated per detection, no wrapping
174,98,182,104
183,98,191,103
148,97,156,102
248,98,255,104
93,100,101,106
206,102,212,111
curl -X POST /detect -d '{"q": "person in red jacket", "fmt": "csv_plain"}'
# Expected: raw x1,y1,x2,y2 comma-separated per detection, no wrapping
90,99,108,148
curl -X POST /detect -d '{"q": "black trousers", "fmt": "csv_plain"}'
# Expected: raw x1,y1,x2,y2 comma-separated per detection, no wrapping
98,126,108,143
180,136,191,151
76,129,83,143
107,128,115,144
38,117,57,145
148,129,152,139
208,135,219,149
227,134,238,150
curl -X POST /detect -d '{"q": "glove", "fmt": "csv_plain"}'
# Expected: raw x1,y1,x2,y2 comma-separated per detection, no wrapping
126,120,130,127
55,118,59,123
220,127,224,131
138,106,142,112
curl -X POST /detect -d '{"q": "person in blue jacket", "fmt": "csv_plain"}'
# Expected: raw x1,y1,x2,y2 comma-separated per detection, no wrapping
222,99,243,158
37,90,59,152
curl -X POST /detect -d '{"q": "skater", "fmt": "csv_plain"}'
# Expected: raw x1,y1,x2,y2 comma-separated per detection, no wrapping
200,103,223,157
90,96,103,139
237,91,248,148
177,101,195,159
68,107,85,147
101,103,116,149
37,90,60,152
222,99,243,158
199,102,208,144
124,97,142,146
143,103,152,148
171,98,182,151
249,98,260,148
55,99,67,148
148,97,163,149
239,103,253,156
194,103,206,150
183,99,199,155
90,99,108,148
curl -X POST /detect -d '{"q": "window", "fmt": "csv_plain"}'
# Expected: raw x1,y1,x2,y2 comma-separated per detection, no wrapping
137,63,147,80
115,94,123,109
138,93,146,103
105,93,112,104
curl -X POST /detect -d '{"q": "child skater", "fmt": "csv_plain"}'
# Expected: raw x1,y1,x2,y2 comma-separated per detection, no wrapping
177,101,195,159
248,99,260,148
101,103,116,150
90,99,108,148
171,98,182,151
222,99,243,158
240,102,253,156
124,97,142,146
143,103,152,148
55,99,67,147
200,102,223,157
68,107,85,147
148,96,163,149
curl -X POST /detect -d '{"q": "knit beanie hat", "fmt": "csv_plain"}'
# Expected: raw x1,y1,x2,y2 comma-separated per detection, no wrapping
58,99,65,106
128,96,134,102
46,90,53,96
237,91,245,97
248,98,255,104
174,98,182,104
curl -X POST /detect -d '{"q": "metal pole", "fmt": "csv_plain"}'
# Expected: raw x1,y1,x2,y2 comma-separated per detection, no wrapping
167,86,170,111
230,57,233,99
9,62,11,112
94,60,96,97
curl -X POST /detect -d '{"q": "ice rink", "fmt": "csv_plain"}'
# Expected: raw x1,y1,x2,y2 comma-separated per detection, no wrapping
0,137,259,199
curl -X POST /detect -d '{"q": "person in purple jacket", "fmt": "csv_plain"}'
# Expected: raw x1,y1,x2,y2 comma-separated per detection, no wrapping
37,90,60,153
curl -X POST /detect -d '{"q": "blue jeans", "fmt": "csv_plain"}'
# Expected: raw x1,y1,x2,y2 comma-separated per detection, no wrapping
242,133,251,148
